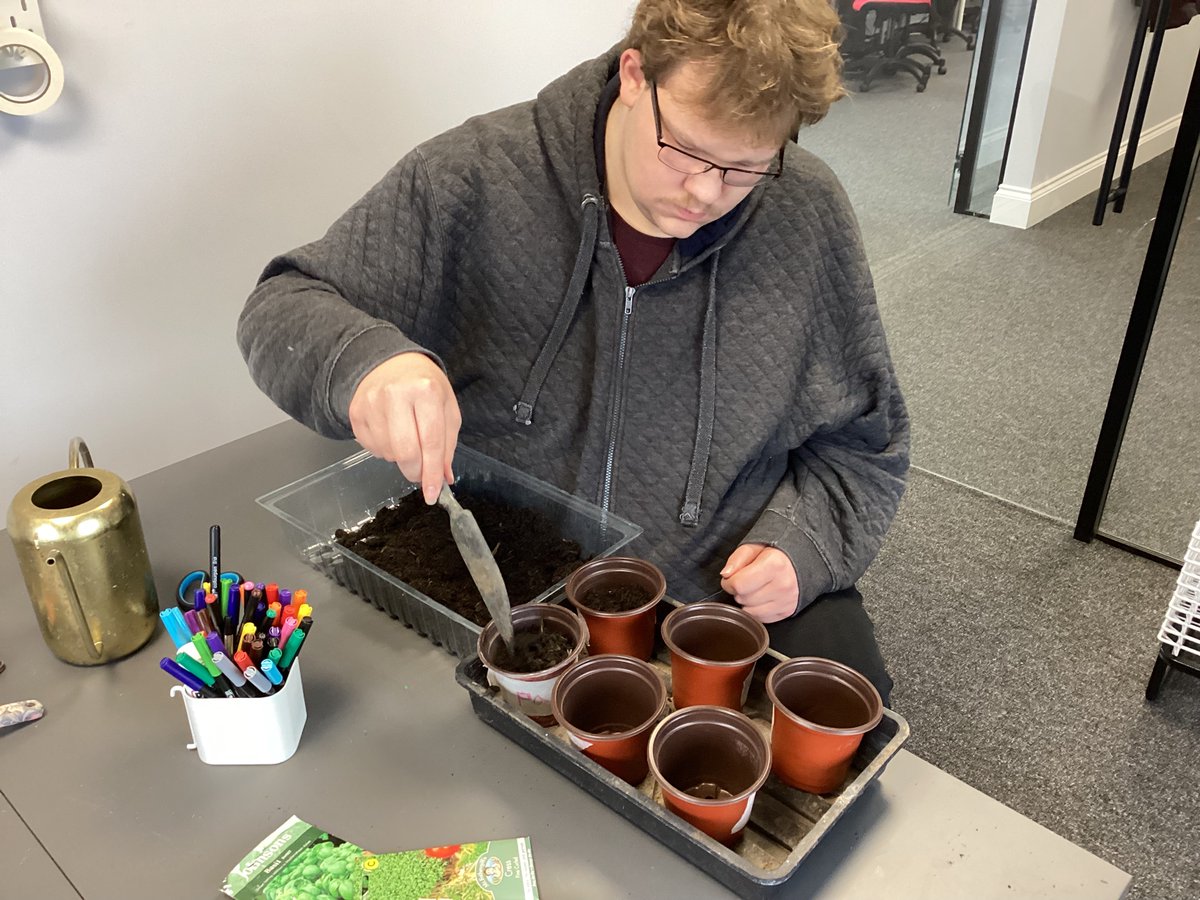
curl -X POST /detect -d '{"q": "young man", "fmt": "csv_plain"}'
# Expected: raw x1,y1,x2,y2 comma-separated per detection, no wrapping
238,1,909,701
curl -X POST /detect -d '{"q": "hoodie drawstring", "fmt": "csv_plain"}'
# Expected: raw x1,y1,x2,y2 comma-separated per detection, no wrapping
679,251,720,528
513,193,717,531
513,194,601,425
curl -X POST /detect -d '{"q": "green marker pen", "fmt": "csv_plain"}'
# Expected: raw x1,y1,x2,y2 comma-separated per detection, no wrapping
278,629,305,671
174,651,215,687
191,633,221,679
268,648,282,665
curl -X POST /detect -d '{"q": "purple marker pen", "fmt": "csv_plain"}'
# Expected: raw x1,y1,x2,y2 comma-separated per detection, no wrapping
184,609,202,635
205,632,225,657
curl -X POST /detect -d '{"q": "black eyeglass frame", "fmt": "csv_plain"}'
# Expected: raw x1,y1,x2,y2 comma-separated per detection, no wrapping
649,81,785,186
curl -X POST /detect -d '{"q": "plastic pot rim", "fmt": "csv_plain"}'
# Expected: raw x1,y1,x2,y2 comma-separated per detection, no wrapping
566,557,666,619
478,603,589,681
661,601,770,669
765,656,883,736
647,705,771,807
551,654,668,742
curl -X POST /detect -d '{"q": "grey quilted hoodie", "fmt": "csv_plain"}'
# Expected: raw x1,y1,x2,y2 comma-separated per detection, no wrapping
238,48,909,610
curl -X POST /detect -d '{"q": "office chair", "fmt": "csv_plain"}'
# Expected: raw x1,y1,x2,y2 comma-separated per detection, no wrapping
842,0,942,93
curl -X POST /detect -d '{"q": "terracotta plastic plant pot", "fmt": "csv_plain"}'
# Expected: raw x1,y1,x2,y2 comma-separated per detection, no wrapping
661,602,769,710
647,705,771,846
765,657,883,794
551,654,668,785
478,604,589,726
565,557,666,660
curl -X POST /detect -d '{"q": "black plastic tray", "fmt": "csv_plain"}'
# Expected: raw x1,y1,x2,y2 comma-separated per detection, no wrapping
455,620,909,898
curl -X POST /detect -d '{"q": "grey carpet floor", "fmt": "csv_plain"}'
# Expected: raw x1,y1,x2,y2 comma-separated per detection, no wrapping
799,38,1200,900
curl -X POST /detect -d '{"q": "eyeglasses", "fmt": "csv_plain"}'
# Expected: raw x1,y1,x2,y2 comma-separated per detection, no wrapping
650,81,784,188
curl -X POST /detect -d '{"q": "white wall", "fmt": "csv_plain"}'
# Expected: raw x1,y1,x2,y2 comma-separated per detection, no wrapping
1,2,634,506
993,0,1200,228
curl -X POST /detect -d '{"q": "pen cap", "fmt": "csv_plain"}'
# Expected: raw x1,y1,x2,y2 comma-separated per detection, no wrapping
169,661,307,765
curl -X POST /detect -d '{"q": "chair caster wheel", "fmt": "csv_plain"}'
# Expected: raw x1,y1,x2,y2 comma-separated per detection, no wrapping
916,82,927,92
938,64,947,75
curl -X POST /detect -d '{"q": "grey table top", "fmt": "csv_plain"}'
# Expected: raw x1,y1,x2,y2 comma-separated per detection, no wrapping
0,421,1131,899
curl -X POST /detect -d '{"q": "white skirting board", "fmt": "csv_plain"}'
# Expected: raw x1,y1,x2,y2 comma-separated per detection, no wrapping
989,114,1183,229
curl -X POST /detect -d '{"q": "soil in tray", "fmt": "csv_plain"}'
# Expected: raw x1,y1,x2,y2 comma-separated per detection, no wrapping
334,489,587,627
490,629,574,673
582,584,654,612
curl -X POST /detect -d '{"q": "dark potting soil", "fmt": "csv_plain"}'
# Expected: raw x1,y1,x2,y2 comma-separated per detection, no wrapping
334,489,587,627
581,583,654,612
490,629,574,674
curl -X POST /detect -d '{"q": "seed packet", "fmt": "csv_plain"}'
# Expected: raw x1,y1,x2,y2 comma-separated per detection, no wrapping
222,815,366,900
360,837,539,900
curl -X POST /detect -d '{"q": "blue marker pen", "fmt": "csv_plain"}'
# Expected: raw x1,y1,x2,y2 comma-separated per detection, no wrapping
259,658,283,686
159,658,221,699
159,609,192,650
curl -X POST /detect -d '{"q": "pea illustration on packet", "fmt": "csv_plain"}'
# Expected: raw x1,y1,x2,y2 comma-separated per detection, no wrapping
221,816,365,900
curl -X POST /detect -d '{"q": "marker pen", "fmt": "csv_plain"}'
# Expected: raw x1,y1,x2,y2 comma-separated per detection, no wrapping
265,583,279,606
266,626,281,654
251,599,267,628
205,631,225,658
160,658,221,699
196,606,216,636
193,588,206,613
268,601,282,619
174,651,215,687
279,629,305,671
279,588,292,609
212,652,256,698
281,604,297,624
206,592,223,630
223,578,239,626
296,603,313,622
268,648,283,665
191,633,221,679
233,650,254,674
293,589,308,609
242,665,273,695
259,658,283,686
209,525,221,610
298,616,314,639
248,639,264,665
223,619,236,657
237,622,256,656
279,615,298,650
160,609,192,650
184,609,203,636
261,608,278,637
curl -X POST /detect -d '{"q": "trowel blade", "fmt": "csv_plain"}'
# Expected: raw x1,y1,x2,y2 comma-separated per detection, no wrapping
437,486,514,648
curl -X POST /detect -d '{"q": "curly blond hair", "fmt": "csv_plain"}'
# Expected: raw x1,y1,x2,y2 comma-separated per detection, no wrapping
624,0,845,141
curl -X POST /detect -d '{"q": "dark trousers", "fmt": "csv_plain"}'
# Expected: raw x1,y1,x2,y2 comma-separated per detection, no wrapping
765,586,894,708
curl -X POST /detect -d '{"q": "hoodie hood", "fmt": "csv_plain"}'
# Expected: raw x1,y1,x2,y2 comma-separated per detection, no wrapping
517,47,767,526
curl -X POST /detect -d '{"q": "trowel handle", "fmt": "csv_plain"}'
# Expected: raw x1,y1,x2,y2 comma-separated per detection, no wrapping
68,436,94,470
46,549,104,660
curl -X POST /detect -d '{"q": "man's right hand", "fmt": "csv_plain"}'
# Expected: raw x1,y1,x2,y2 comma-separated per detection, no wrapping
348,352,462,504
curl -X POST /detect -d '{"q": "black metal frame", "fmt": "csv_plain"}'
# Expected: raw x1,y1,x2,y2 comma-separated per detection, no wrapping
1074,42,1200,701
1074,44,1200,549
1094,0,1174,225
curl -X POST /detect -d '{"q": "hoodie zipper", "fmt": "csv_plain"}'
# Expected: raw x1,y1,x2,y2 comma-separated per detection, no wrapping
600,255,675,514
600,284,635,513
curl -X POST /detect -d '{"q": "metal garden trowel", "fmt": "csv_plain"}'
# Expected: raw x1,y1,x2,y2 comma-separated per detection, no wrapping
437,485,514,650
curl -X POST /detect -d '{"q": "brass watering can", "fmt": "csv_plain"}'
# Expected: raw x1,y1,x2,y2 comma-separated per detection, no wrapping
7,438,158,665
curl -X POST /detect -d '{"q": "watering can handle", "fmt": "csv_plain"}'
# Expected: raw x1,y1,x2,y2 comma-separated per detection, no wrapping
68,437,93,470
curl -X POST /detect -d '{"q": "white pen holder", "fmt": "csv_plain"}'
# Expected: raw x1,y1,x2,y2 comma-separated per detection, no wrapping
169,661,307,765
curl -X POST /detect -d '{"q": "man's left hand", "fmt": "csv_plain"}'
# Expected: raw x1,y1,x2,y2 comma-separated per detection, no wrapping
720,544,799,623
